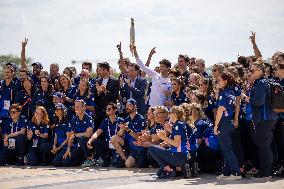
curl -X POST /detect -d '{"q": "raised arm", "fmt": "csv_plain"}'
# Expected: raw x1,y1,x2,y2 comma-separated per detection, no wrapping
117,42,127,75
250,31,262,59
21,38,28,69
145,47,156,67
132,45,156,78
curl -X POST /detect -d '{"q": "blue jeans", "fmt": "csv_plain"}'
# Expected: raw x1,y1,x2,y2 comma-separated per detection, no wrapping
217,117,240,176
148,145,187,168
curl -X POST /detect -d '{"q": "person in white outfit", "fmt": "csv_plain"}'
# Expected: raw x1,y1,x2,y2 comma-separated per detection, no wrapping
133,45,172,107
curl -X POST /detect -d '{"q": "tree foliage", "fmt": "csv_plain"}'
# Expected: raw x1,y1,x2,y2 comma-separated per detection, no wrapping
0,54,32,79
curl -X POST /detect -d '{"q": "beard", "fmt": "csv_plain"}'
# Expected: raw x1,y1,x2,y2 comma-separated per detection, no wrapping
126,108,134,114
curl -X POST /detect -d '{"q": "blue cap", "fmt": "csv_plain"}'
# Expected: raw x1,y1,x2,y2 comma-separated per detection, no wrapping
31,62,43,70
5,62,18,71
55,103,67,110
126,98,137,106
53,91,63,99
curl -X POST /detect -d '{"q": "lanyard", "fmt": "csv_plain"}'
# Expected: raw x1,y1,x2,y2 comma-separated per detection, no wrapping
10,121,19,134
107,120,118,138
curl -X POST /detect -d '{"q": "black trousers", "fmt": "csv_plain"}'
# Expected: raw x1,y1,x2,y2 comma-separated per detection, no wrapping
197,142,221,173
251,120,277,177
272,118,284,167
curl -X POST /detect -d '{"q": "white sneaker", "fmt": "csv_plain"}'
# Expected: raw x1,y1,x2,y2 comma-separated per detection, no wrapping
216,174,229,179
224,174,242,180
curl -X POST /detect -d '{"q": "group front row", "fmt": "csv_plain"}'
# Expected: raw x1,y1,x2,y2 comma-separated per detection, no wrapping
0,97,224,179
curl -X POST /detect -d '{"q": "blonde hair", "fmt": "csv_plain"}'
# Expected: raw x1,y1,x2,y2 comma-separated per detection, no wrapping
170,106,184,121
32,106,49,125
180,103,191,122
190,103,206,120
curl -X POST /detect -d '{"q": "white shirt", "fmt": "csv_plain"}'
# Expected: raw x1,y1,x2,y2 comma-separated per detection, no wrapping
136,57,171,106
102,78,109,86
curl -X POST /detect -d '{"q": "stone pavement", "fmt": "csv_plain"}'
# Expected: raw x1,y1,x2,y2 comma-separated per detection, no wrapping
0,166,284,189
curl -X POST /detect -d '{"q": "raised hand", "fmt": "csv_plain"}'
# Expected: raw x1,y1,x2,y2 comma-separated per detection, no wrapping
130,44,138,58
116,42,122,53
22,38,28,48
149,47,156,57
249,31,256,44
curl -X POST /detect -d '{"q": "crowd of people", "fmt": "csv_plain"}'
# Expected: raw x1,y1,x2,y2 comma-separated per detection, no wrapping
0,32,284,181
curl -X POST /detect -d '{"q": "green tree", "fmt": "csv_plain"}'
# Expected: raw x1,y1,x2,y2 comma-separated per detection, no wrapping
0,54,32,79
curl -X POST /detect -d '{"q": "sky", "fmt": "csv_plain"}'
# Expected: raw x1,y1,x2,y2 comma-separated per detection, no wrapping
0,0,284,73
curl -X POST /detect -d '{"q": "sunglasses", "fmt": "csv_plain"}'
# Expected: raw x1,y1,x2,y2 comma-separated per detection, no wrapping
10,110,19,114
212,69,217,72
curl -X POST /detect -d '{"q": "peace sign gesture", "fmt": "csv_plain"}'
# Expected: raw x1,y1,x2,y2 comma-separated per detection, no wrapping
249,31,256,44
22,38,28,48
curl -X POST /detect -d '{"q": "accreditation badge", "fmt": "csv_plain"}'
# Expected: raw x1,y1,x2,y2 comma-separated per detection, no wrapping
3,100,11,110
32,139,38,148
109,141,114,149
8,138,16,149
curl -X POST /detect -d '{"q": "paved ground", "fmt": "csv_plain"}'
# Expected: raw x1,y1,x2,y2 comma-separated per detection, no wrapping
0,166,284,189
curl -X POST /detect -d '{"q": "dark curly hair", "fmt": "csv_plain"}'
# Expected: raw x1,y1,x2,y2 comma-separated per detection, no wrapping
220,71,236,87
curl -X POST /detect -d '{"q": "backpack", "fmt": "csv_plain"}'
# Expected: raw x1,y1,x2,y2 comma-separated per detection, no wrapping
267,78,284,113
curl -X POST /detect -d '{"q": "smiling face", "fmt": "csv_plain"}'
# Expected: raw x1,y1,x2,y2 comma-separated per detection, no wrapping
35,107,45,121
75,101,86,116
218,76,227,89
159,63,169,75
10,108,21,120
171,80,181,92
106,104,116,116
154,109,167,124
60,75,69,88
198,81,208,93
63,68,72,78
55,108,63,118
40,77,49,91
79,80,88,92
126,102,135,114
4,68,13,80
32,65,41,76
19,71,28,81
178,57,187,70
50,64,59,76
127,65,138,80
23,79,32,92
